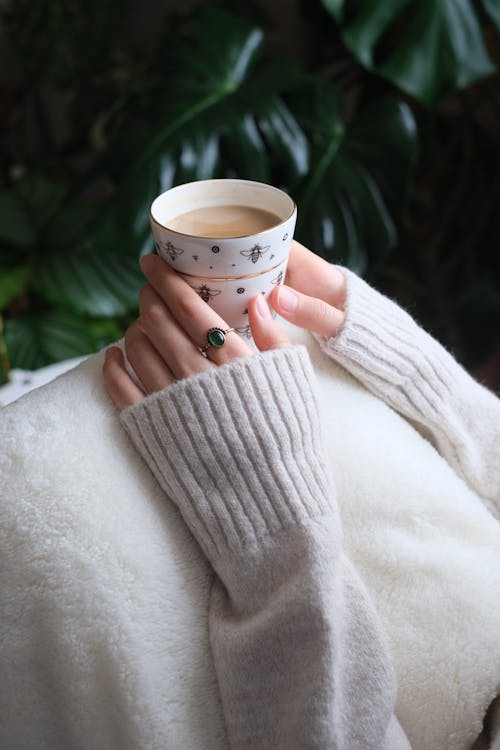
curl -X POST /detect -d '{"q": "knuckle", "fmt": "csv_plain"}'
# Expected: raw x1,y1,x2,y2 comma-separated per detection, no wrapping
177,292,198,319
311,297,331,326
125,320,141,342
264,332,289,351
141,301,165,331
176,361,198,379
125,322,145,356
138,285,150,310
103,358,117,382
102,358,126,403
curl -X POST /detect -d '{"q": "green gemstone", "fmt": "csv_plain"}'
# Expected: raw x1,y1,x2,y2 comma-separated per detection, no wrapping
208,328,225,347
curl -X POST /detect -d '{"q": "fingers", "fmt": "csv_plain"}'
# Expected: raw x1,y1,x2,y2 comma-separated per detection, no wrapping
138,284,214,379
247,294,290,352
103,346,145,410
140,254,252,365
269,284,345,338
124,319,178,392
286,241,346,310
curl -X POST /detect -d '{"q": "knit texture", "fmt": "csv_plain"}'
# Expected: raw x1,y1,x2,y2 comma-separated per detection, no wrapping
122,346,335,561
2,328,500,749
314,268,500,518
121,345,405,750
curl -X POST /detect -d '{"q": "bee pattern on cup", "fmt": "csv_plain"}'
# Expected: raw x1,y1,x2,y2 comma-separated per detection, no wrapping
235,324,252,339
271,270,284,286
160,240,184,262
240,244,270,264
191,284,222,304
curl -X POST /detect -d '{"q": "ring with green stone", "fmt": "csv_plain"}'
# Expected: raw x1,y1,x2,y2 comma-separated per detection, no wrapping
200,327,235,355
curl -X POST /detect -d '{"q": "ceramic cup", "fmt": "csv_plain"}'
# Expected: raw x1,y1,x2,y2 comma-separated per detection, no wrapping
149,179,297,337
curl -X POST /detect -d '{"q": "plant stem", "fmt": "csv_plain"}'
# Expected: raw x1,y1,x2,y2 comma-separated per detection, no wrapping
300,125,344,211
137,87,234,171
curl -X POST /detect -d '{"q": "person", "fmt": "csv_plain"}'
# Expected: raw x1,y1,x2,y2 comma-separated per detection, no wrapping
103,240,500,749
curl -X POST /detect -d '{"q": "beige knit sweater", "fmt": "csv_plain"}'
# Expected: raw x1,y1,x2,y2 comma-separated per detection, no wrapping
121,268,500,749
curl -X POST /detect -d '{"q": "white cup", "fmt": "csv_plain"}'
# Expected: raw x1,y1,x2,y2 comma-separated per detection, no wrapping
149,179,297,337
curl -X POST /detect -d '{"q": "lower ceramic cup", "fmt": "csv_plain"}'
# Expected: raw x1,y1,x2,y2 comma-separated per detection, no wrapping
179,256,288,339
149,179,296,331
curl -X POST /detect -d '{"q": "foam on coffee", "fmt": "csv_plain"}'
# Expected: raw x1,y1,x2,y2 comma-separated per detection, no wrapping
167,204,281,238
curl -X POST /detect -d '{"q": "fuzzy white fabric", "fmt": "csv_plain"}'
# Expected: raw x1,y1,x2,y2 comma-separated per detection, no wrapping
1,324,500,750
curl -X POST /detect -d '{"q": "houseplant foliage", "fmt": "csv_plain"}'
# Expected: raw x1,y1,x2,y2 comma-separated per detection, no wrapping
0,0,499,385
322,0,500,105
321,0,500,370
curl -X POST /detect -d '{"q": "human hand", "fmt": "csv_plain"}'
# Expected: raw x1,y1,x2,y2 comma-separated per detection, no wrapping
268,240,346,338
103,253,291,409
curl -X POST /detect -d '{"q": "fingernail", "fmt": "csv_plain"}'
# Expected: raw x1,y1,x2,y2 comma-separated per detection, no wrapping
277,286,298,312
104,347,115,360
140,254,157,273
256,293,272,319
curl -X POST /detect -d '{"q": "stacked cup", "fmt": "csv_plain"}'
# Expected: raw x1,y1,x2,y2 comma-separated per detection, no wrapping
149,179,297,338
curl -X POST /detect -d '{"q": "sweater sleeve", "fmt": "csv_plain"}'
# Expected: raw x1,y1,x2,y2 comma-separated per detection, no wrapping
313,268,500,518
120,346,409,750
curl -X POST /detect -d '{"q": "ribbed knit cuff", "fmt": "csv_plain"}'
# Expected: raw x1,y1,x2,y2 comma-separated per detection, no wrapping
121,346,334,562
313,268,500,511
314,267,463,409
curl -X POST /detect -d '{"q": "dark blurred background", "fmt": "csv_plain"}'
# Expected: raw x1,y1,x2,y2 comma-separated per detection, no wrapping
1,0,499,389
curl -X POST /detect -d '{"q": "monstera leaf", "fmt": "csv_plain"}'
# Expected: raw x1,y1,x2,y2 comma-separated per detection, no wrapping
294,81,417,273
322,0,498,106
0,265,30,310
3,310,110,370
33,8,308,317
483,0,500,32
0,191,36,249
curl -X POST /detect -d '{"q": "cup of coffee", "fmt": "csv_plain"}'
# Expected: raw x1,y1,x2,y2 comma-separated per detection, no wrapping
149,179,297,338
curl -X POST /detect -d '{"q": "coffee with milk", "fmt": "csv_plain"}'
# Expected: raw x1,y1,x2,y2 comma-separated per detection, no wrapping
167,204,281,238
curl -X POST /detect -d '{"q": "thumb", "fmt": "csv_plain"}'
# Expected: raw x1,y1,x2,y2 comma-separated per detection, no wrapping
269,285,344,338
247,294,290,352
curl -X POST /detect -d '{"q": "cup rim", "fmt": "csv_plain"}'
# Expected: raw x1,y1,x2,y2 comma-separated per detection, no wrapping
149,178,297,240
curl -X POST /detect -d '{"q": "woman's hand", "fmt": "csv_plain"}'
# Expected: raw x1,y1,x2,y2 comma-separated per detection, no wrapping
103,242,346,410
103,253,290,409
270,240,346,337
247,240,346,352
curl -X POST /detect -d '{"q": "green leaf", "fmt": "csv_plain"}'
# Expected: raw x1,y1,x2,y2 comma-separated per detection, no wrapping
139,9,264,170
483,0,500,33
257,97,309,183
0,265,30,309
33,8,307,317
321,0,346,22
86,317,124,350
33,247,143,317
165,7,263,95
4,310,100,370
35,157,161,315
345,98,418,211
43,195,103,251
175,122,221,184
222,111,270,183
323,0,497,106
338,0,411,69
0,191,36,249
333,154,397,262
15,174,65,231
294,82,417,270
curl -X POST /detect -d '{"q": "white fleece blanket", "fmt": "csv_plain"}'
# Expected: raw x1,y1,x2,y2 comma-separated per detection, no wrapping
1,326,499,750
